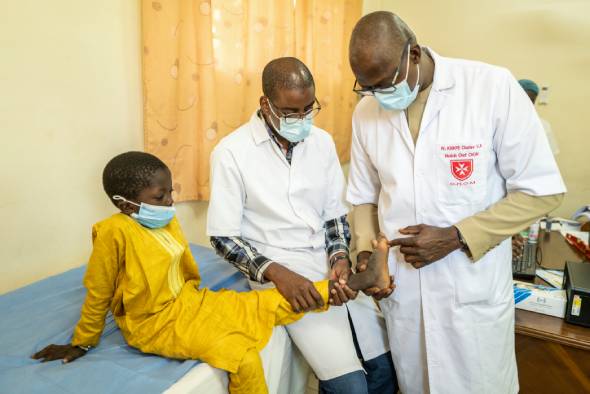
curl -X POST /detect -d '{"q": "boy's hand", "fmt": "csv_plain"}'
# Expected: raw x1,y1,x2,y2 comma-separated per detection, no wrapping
264,263,324,313
32,344,87,364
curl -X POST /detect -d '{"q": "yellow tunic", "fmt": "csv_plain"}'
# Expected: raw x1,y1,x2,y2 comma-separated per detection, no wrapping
71,213,329,373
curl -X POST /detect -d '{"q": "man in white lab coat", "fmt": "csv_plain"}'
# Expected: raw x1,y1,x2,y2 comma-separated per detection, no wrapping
207,57,396,393
346,12,566,394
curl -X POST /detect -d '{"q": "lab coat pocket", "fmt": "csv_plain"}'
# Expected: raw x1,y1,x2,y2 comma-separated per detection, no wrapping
452,252,494,305
436,142,487,206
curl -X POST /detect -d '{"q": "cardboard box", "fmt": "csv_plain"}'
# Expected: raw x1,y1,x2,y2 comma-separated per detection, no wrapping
513,280,567,318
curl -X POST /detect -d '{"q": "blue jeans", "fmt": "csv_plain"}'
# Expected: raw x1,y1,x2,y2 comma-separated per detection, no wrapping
362,351,398,394
318,353,398,394
319,370,368,394
318,313,398,394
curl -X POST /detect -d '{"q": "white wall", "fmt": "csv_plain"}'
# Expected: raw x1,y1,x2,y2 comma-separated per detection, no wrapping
0,0,143,293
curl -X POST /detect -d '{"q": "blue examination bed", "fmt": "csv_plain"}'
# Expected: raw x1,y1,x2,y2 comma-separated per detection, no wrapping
0,244,248,394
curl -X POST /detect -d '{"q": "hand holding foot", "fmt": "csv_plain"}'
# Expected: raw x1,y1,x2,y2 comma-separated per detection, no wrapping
346,232,392,292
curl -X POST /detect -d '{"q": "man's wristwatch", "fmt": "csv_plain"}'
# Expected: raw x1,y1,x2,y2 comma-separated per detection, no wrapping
77,345,92,352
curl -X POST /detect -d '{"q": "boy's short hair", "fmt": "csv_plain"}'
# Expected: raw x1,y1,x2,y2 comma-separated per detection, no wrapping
103,151,169,206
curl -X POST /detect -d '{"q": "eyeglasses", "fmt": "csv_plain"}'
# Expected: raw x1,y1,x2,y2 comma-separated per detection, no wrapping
352,39,411,97
266,98,322,124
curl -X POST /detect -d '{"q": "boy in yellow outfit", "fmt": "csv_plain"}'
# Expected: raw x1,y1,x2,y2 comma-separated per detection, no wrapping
32,151,392,394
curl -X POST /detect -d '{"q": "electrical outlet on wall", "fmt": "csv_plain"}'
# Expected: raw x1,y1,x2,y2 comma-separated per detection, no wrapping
537,86,550,105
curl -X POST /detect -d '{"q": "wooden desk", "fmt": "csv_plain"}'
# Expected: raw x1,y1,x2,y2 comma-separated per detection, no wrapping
515,309,590,393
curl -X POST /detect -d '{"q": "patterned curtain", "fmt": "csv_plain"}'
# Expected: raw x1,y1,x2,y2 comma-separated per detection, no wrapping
142,0,362,201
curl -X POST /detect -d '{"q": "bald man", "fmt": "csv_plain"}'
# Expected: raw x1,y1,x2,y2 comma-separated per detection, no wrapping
345,11,566,394
207,57,396,393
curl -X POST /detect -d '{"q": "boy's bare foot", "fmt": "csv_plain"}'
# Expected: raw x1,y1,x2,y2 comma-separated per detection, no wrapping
346,232,391,291
367,232,391,290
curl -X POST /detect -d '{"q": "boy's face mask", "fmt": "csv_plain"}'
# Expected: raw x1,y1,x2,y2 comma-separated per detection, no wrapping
113,195,176,229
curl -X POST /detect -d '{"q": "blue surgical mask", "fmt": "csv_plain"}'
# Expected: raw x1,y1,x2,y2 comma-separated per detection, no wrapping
113,195,176,229
267,103,312,143
374,45,420,111
277,117,312,143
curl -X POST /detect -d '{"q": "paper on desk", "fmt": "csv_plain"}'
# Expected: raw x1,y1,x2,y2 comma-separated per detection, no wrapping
536,268,564,288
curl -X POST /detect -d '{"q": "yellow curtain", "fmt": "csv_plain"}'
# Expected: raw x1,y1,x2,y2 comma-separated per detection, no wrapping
142,0,362,201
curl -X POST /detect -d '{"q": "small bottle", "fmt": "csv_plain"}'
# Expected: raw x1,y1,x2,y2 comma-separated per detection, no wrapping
528,223,540,244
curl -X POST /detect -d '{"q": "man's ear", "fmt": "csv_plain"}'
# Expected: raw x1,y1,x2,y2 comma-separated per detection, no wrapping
410,45,421,65
260,95,270,116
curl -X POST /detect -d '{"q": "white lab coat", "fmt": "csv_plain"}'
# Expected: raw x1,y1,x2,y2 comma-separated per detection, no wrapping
347,49,566,394
207,112,389,379
540,118,560,155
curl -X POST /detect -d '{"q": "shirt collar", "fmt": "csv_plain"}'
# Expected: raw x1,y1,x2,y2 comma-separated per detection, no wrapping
251,109,300,148
250,110,271,145
424,47,455,92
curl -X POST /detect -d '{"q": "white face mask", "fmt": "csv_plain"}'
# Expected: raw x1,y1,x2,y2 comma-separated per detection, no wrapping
374,44,420,111
113,195,176,229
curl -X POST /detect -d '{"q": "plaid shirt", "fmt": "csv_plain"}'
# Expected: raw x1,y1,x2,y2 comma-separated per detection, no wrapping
210,215,351,283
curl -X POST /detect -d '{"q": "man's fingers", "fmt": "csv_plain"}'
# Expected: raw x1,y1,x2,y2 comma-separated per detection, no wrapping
400,246,419,255
297,294,311,312
388,236,417,247
374,288,394,300
399,225,422,235
341,284,358,300
303,290,319,311
303,285,321,310
335,283,350,303
404,254,423,263
330,285,344,306
329,270,338,281
309,285,324,307
362,286,380,296
338,268,350,284
289,298,302,313
330,287,343,306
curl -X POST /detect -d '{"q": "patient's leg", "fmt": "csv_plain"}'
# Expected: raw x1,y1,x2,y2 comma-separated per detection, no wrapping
228,348,268,394
346,232,391,291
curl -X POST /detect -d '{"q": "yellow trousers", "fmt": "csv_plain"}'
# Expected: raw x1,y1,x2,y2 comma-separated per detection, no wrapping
228,280,330,394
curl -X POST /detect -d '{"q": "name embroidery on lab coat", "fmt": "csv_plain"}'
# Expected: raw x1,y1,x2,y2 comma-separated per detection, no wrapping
439,143,483,186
